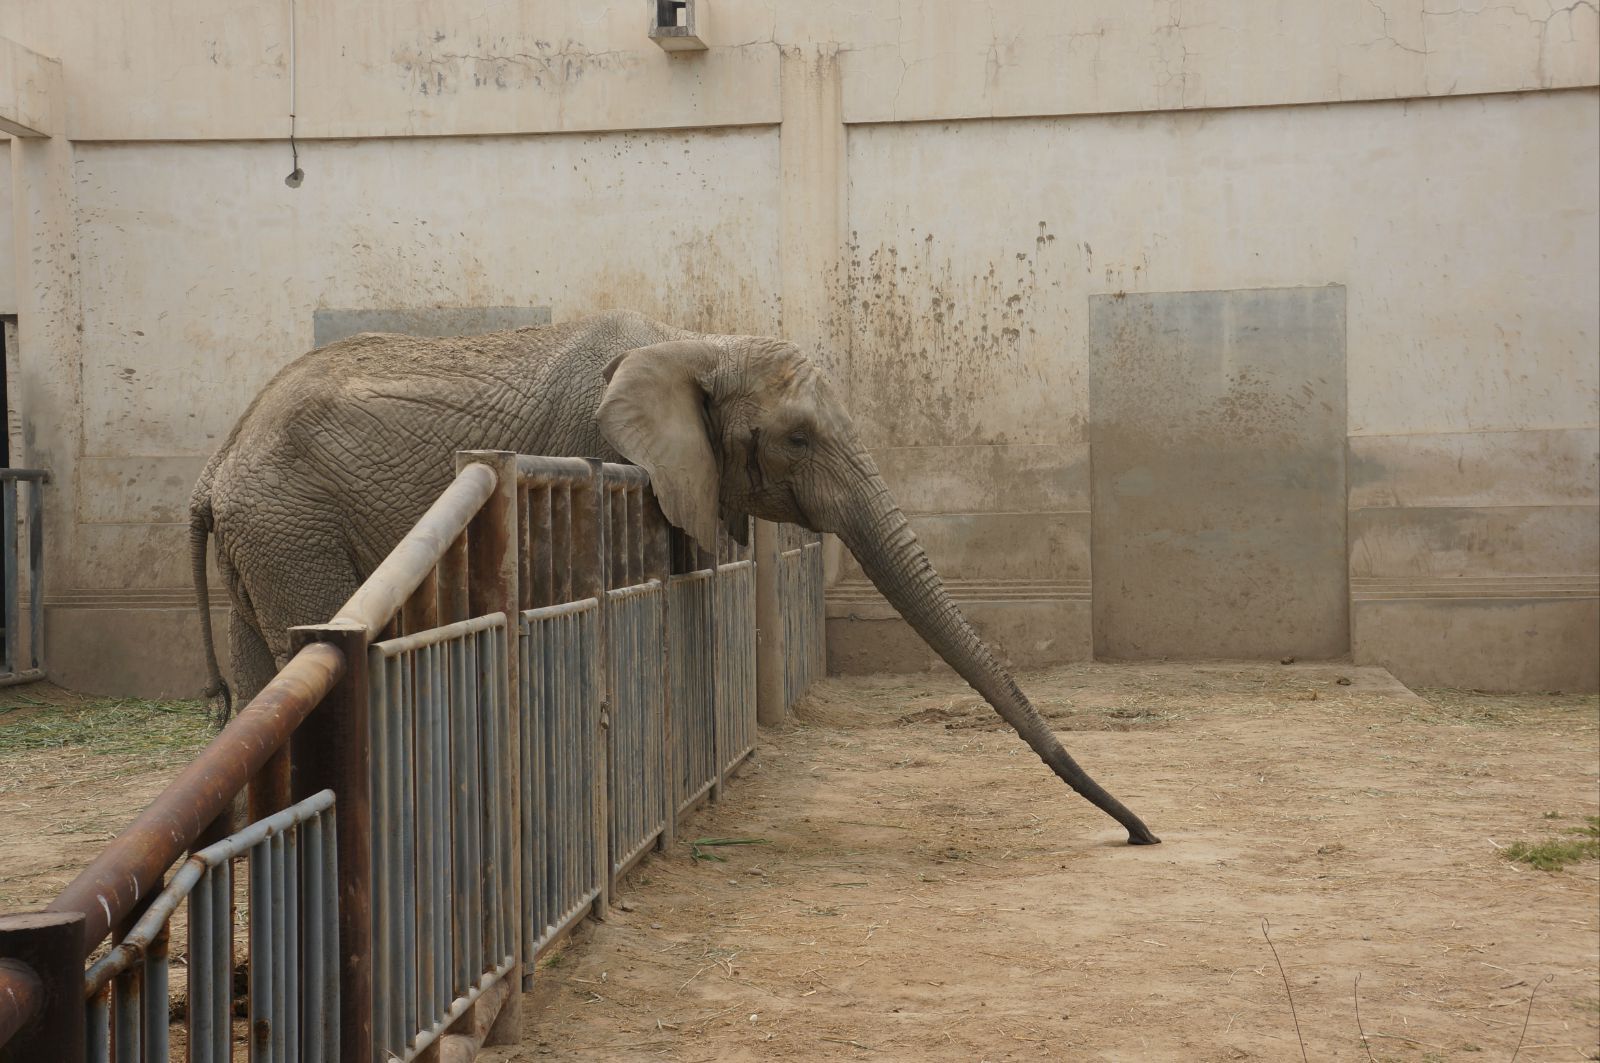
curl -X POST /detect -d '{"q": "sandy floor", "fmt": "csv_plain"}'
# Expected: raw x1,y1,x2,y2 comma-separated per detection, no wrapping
485,663,1599,1063
3,666,1596,1061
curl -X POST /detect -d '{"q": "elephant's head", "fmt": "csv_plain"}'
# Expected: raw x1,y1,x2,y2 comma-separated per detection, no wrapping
599,337,1158,844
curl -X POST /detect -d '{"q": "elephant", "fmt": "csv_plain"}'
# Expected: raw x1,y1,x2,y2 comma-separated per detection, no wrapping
189,309,1159,844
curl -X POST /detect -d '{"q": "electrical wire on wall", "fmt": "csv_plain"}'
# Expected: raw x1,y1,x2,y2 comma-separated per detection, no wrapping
284,0,304,188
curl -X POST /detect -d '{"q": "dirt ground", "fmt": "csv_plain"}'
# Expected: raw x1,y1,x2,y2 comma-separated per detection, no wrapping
487,663,1599,1063
2,665,1596,1061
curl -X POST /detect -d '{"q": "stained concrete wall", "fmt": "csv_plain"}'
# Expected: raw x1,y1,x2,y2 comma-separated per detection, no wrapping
1088,287,1349,660
2,2,1596,693
827,91,1598,689
44,130,783,694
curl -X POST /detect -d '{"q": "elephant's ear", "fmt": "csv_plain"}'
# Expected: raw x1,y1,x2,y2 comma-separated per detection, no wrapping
598,340,723,550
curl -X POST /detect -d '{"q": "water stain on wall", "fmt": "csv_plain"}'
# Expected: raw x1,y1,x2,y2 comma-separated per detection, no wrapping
393,35,637,97
844,222,1080,448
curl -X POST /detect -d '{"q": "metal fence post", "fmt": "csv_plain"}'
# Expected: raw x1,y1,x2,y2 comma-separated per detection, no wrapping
456,450,523,1046
0,911,85,1063
644,493,675,852
290,620,372,1063
754,519,784,726
578,460,611,920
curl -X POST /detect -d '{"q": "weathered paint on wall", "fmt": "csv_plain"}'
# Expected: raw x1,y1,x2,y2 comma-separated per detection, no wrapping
827,90,1597,688
1088,287,1349,660
44,126,781,693
3,2,1596,693
4,1,1594,139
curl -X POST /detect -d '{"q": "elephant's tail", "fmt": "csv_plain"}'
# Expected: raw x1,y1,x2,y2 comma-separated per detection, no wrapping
189,497,233,724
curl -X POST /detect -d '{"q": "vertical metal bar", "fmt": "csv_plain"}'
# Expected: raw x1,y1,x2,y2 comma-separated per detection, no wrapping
437,531,470,625
2,480,17,675
86,982,109,1063
484,628,498,966
111,964,139,1063
627,486,643,586
450,634,469,997
275,832,290,1062
288,621,372,1063
445,633,457,1003
401,566,439,638
554,486,573,605
189,870,213,1063
414,644,433,1029
498,624,515,961
143,919,170,1063
398,651,417,1050
25,481,42,672
213,856,233,1062
561,610,573,921
518,615,535,965
251,839,273,1063
434,638,449,1016
458,451,522,1046
323,811,341,1063
468,628,485,975
518,484,533,612
284,826,301,1061
472,627,492,975
532,485,553,608
367,650,391,1059
303,815,325,1063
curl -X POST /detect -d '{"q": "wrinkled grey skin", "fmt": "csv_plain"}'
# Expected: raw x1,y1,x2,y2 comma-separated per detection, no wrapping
191,310,1158,843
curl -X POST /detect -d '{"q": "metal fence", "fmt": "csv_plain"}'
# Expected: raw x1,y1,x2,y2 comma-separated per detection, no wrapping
80,790,340,1063
778,528,827,710
519,599,602,958
716,560,759,775
368,614,516,1061
0,469,47,687
668,571,717,815
0,449,827,1063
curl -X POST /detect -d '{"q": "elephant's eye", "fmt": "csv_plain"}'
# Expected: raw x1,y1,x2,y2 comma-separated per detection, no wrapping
786,432,809,449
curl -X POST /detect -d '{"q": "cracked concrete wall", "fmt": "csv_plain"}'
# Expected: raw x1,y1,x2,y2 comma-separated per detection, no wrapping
3,2,1595,692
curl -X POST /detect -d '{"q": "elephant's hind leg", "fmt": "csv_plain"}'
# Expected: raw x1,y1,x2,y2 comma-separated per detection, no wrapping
228,608,279,708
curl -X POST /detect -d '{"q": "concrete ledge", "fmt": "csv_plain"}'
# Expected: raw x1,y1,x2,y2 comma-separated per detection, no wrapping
45,605,227,699
0,37,60,137
827,598,1090,674
1353,596,1599,692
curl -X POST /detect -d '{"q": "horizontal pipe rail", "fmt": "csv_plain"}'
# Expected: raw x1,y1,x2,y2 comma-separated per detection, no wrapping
0,959,42,1046
0,470,48,482
514,455,593,482
335,462,498,634
46,642,346,953
81,790,336,1000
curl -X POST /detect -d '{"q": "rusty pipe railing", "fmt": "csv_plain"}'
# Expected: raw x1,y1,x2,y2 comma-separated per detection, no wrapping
335,461,499,635
44,642,346,954
0,959,42,1046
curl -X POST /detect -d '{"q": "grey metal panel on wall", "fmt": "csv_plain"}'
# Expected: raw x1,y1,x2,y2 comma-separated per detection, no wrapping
1088,286,1348,660
312,306,552,348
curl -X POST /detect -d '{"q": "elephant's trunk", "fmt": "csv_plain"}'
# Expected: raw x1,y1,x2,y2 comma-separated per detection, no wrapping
834,455,1159,845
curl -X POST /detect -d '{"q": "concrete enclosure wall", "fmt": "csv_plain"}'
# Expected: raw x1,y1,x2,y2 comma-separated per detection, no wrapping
2,1,1596,693
1088,287,1349,660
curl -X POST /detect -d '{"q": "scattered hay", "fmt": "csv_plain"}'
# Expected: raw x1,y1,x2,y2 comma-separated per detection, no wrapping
0,684,211,794
1411,687,1600,727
